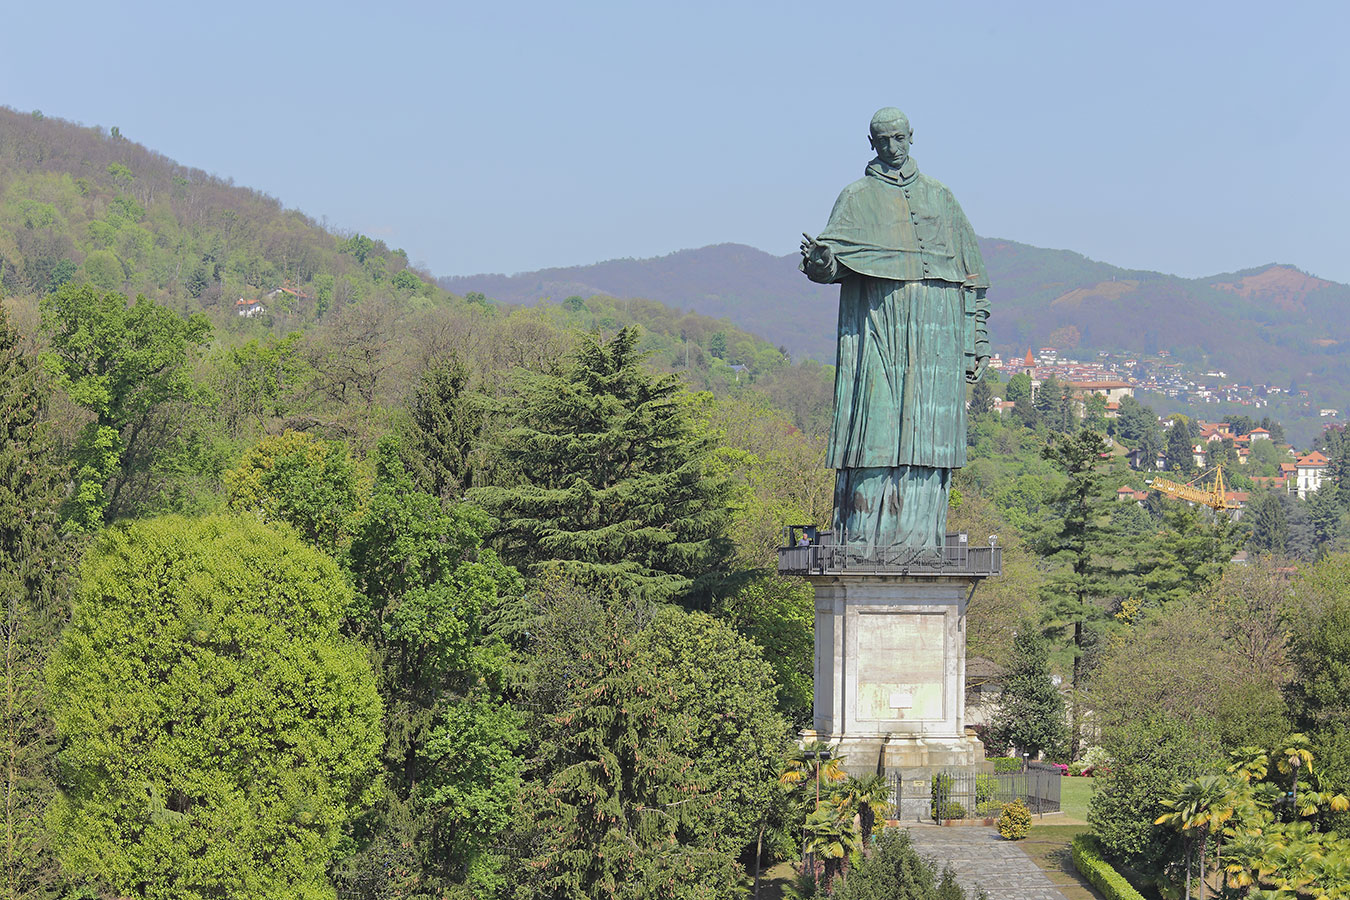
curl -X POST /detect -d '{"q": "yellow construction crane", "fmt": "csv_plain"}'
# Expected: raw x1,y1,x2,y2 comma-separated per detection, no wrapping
1146,465,1239,511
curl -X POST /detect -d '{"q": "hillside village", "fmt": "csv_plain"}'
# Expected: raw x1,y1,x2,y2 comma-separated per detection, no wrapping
991,347,1337,416
985,349,1340,516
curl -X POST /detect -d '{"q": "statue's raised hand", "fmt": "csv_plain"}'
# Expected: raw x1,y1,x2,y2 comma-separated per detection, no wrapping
800,233,833,269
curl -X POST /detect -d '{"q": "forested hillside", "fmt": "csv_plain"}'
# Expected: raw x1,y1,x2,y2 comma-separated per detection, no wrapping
2,105,1348,900
444,238,1350,412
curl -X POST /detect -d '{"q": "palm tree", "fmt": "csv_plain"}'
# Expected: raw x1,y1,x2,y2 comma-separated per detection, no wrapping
781,741,847,796
1273,733,1314,819
1226,745,1270,783
834,773,893,844
1155,775,1239,899
803,805,862,894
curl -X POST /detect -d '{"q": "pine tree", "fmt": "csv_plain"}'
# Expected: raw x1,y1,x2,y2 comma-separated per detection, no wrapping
0,306,69,900
1247,491,1289,555
988,629,1068,759
1134,504,1245,607
1166,419,1197,474
401,353,483,500
1038,429,1124,758
520,587,740,898
475,327,734,605
968,376,994,420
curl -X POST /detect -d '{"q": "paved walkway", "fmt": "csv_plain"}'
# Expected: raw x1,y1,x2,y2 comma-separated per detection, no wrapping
905,825,1071,900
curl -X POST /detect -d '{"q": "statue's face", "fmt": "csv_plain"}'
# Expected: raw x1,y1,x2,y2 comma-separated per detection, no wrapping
869,125,911,168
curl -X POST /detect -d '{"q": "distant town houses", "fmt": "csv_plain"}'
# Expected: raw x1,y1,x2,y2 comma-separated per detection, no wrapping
989,348,1315,411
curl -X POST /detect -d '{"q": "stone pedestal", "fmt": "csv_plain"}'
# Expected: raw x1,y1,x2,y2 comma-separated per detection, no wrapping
807,573,986,817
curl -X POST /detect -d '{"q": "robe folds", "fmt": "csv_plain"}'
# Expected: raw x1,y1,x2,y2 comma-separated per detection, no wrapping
804,156,990,553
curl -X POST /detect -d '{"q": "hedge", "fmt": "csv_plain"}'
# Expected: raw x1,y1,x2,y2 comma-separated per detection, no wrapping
991,757,1024,773
1071,834,1147,900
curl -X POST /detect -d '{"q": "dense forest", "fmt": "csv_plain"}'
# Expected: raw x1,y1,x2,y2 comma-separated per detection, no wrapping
2,108,1348,899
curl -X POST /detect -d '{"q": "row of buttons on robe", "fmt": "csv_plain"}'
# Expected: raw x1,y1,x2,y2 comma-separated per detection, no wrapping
904,186,932,278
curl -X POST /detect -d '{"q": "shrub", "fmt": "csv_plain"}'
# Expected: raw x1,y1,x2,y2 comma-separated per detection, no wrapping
1068,762,1086,777
997,799,1031,840
938,802,967,821
991,757,1025,773
1071,834,1147,900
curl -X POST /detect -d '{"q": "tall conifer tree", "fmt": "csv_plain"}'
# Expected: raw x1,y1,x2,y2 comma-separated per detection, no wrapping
476,327,734,605
1038,429,1123,758
0,306,69,900
402,353,483,500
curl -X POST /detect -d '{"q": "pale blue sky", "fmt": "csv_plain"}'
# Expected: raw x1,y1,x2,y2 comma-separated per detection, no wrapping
4,1,1347,283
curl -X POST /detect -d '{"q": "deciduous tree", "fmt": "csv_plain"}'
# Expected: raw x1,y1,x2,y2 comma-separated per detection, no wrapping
40,283,211,527
47,514,383,900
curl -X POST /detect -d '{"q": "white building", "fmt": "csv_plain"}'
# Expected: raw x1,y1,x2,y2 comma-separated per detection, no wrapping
1295,451,1331,499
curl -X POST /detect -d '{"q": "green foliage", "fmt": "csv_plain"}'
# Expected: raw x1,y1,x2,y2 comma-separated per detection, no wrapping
0,306,71,898
1285,552,1350,732
225,430,368,552
517,584,742,899
343,440,526,890
1038,429,1125,755
987,627,1068,758
714,576,814,723
1071,835,1148,900
40,283,212,526
1246,490,1290,554
834,828,984,900
835,774,893,845
475,327,735,604
210,334,309,439
1088,710,1220,871
399,353,484,500
997,799,1031,840
47,514,383,900
1165,419,1196,474
1133,503,1245,609
635,607,789,857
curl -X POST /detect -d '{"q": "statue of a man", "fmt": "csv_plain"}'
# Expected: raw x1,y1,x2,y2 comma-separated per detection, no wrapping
801,107,990,556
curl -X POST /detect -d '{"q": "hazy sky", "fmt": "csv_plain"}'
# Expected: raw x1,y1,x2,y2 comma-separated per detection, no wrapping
4,1,1348,283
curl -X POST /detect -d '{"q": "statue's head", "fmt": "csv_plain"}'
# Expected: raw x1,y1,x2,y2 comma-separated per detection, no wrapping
868,107,912,169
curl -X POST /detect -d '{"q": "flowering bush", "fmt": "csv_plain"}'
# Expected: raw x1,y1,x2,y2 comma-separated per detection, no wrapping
1080,746,1111,775
998,799,1032,840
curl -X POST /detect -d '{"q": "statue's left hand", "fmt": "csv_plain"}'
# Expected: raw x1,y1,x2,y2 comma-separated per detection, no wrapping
966,356,989,383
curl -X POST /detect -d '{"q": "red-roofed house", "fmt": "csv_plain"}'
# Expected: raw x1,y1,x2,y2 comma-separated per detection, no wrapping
1249,427,1271,441
235,297,265,318
1296,451,1330,498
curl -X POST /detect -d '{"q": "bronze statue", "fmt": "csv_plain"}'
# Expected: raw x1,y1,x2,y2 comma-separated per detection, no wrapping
801,108,990,555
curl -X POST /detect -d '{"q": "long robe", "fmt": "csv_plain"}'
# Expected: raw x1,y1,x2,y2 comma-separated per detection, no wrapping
804,156,990,553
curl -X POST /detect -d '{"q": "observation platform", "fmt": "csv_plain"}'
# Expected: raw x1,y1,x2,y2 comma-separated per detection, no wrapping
777,529,1001,579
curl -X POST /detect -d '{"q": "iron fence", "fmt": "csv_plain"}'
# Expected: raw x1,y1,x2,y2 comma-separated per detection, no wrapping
890,762,1061,823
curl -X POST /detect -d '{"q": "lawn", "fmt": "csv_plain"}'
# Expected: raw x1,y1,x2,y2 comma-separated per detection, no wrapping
1058,775,1096,824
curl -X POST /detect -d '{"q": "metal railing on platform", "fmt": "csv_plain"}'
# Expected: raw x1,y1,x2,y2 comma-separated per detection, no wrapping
777,529,1001,578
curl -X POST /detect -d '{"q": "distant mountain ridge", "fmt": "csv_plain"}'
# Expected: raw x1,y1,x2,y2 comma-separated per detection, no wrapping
440,242,1350,404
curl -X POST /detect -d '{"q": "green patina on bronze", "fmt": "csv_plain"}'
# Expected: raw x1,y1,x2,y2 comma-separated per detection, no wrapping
801,107,991,554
